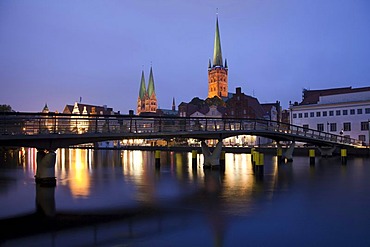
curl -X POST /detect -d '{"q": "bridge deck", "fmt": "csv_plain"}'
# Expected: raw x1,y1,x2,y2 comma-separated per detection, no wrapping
0,112,362,149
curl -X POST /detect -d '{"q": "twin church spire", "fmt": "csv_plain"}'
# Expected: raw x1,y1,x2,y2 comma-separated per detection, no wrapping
137,66,157,115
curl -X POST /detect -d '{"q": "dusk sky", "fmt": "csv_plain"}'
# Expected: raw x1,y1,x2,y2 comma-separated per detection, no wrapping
1,0,370,114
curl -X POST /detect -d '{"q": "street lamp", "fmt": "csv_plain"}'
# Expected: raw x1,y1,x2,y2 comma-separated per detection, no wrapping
368,119,370,148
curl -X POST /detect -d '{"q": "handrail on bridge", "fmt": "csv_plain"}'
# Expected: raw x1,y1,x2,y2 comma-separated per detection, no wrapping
0,112,361,147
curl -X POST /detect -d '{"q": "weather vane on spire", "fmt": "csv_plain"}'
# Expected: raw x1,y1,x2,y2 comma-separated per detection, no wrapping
216,8,219,15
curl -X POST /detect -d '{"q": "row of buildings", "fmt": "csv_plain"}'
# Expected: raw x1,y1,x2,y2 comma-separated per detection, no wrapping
131,14,370,146
36,15,369,147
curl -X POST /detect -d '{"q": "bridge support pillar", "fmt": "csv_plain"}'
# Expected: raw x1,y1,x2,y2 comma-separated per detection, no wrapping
309,149,315,166
318,146,336,157
282,142,295,162
201,140,222,168
155,150,161,169
341,149,347,165
277,146,283,164
192,150,197,168
35,149,56,187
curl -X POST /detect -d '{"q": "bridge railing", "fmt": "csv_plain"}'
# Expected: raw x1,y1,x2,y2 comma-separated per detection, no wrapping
0,112,361,146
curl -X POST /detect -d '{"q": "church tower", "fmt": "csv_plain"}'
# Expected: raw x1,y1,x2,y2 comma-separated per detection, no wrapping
208,14,228,99
137,66,158,115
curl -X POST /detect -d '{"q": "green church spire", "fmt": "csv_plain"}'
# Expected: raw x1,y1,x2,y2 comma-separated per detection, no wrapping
212,15,223,67
139,70,146,99
147,66,155,97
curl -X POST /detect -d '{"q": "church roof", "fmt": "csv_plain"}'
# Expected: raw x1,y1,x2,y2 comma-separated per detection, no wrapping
139,70,146,99
147,66,156,97
212,15,223,67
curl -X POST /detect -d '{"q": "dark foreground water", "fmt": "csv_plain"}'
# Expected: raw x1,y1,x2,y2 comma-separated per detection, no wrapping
1,148,370,247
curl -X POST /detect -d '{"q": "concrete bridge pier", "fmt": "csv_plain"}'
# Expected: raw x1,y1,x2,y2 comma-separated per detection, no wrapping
318,146,336,157
35,149,57,187
282,142,295,162
201,140,223,168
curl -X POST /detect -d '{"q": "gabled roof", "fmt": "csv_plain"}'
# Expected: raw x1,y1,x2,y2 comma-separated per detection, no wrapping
63,103,114,115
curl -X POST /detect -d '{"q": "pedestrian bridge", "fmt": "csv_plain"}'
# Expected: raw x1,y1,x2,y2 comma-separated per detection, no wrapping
0,112,363,182
0,112,362,150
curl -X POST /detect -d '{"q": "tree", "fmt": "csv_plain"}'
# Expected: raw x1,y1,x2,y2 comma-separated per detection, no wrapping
0,105,13,112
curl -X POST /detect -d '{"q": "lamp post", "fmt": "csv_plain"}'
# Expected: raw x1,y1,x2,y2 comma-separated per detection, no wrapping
368,119,370,148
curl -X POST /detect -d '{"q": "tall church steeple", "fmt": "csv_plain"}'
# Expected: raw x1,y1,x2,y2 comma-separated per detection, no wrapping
137,70,147,115
139,70,146,100
213,15,223,67
208,13,228,99
147,66,155,98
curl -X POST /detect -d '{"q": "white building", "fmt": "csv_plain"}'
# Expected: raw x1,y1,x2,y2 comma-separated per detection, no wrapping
290,87,370,145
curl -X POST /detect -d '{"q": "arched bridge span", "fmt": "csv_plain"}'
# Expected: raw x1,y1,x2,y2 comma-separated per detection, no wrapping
0,112,361,150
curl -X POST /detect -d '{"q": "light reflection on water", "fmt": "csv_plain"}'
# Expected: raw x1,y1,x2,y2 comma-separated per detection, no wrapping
1,148,370,246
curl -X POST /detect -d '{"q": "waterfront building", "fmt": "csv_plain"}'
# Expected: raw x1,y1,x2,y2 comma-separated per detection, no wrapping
63,102,121,147
290,86,370,144
208,14,228,99
137,66,158,115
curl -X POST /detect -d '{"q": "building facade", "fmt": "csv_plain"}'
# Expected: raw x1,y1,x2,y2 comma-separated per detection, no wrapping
208,15,228,99
290,87,370,144
137,66,158,115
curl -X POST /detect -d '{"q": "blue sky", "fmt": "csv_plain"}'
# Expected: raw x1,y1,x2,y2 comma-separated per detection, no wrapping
1,0,370,113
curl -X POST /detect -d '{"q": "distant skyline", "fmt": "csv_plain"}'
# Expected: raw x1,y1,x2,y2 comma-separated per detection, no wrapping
1,0,370,113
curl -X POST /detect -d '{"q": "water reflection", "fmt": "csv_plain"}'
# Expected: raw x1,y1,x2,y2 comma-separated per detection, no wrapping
3,148,368,246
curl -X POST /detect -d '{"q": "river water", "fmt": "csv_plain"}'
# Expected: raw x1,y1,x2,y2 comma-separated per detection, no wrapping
1,148,370,247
